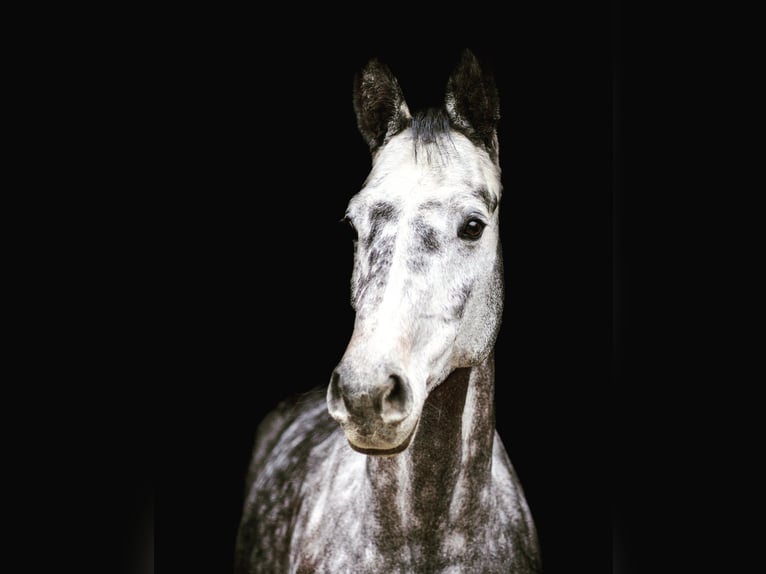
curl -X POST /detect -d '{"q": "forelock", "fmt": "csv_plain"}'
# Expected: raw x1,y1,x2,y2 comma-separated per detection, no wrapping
410,108,455,164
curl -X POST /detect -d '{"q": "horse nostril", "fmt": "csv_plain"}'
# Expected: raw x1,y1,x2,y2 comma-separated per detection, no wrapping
327,370,349,423
376,374,412,424
383,375,406,409
329,368,412,426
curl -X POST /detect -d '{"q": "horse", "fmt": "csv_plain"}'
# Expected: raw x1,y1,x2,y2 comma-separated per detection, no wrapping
234,50,541,573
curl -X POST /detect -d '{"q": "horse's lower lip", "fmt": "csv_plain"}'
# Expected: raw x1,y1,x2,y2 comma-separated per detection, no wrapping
346,422,418,456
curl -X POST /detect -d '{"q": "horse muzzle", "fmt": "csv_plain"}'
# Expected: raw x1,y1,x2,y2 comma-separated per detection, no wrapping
327,364,419,455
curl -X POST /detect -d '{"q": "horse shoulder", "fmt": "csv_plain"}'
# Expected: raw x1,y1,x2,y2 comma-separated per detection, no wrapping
288,446,371,571
489,432,542,572
236,389,340,573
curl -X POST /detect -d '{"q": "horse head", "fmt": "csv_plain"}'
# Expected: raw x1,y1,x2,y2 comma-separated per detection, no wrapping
327,50,504,455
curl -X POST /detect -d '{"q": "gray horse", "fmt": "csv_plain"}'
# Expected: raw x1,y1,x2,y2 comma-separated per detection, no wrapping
235,50,541,574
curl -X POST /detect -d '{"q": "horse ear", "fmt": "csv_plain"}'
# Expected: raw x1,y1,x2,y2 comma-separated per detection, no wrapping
353,59,412,153
445,50,500,154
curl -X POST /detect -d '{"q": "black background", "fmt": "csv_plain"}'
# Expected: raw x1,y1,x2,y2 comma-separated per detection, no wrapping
19,4,760,573
36,5,759,573
150,36,612,573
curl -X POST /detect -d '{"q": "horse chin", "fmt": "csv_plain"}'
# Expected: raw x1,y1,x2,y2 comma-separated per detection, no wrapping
345,420,419,457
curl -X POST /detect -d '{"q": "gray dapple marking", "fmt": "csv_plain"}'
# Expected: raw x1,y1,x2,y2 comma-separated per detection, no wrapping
235,50,541,573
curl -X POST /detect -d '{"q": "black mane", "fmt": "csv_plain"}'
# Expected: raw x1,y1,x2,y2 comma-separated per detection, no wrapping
411,108,451,144
409,107,455,161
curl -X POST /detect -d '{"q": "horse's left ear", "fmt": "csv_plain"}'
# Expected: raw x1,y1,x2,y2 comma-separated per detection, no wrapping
445,50,500,155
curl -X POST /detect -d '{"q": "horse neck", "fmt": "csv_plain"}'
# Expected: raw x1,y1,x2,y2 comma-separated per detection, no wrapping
364,352,496,535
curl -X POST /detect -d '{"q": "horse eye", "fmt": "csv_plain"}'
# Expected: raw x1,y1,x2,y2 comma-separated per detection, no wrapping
341,216,358,241
459,218,486,240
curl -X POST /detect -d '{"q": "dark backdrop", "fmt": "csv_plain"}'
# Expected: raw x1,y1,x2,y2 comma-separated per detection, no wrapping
153,39,610,573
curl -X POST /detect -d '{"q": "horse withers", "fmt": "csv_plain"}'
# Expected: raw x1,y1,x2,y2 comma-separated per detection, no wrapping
235,50,541,573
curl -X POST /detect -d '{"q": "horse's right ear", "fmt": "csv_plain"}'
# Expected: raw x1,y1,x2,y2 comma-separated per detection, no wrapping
353,59,412,153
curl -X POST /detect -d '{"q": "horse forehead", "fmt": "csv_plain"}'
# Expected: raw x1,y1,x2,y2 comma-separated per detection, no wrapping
360,132,499,207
